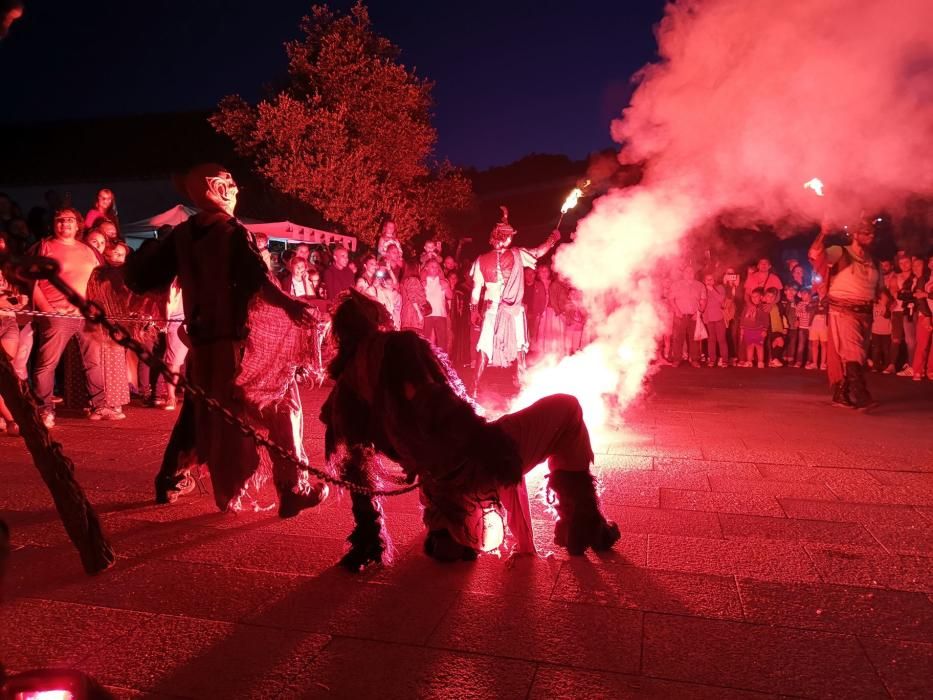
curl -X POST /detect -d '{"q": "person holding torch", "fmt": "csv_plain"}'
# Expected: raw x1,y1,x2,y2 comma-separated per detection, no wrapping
806,179,882,409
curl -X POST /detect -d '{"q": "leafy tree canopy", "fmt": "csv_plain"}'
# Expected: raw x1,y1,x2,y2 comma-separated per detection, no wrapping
212,1,472,245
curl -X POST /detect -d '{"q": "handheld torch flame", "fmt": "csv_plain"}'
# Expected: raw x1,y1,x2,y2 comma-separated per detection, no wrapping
560,180,591,214
803,177,825,197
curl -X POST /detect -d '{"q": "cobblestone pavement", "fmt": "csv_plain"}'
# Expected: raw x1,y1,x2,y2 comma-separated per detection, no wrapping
1,367,931,699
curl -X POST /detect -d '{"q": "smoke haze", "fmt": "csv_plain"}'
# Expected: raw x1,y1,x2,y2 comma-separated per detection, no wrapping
517,0,933,435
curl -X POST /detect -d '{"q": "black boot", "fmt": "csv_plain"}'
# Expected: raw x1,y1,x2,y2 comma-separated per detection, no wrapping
340,493,392,572
547,471,621,555
831,380,852,408
155,471,191,504
845,361,873,409
424,529,478,563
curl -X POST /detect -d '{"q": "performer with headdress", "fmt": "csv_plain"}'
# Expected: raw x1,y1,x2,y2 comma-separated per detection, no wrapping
125,164,329,515
469,207,560,394
320,290,620,571
809,217,882,409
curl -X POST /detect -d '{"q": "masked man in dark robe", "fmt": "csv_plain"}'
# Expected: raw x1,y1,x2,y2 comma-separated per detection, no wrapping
125,164,328,516
469,207,560,394
321,290,620,572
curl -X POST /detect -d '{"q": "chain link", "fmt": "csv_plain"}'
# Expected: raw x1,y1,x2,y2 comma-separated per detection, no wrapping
6,253,418,498
12,308,183,324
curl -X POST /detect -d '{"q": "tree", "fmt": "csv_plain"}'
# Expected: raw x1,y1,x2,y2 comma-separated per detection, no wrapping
211,2,472,245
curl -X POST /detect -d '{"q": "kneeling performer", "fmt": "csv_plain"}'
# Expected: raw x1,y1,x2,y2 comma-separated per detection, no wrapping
321,291,620,571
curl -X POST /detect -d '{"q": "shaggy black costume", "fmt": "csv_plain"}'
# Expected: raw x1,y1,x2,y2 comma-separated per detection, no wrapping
322,291,621,571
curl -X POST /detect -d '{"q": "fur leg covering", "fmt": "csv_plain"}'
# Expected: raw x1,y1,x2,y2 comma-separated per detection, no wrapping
547,470,621,556
339,446,393,572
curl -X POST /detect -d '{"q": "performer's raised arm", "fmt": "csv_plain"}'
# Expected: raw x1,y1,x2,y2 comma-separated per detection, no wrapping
525,229,562,260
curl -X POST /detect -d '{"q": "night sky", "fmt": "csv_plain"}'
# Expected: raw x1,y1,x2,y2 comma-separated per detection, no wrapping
1,0,667,169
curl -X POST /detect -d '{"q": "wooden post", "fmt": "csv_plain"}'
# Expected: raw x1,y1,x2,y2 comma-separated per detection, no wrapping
0,351,114,575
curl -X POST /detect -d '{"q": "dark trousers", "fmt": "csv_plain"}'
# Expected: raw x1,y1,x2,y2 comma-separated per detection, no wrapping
493,394,593,474
671,314,699,363
33,317,104,411
786,329,798,364
794,328,810,365
706,319,728,364
423,316,448,351
870,333,892,370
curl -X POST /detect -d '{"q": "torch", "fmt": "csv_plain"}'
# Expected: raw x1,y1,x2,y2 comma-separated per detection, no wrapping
556,180,591,232
803,177,824,198
804,177,831,272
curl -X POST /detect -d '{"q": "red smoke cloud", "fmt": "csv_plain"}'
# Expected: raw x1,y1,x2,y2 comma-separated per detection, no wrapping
518,0,933,436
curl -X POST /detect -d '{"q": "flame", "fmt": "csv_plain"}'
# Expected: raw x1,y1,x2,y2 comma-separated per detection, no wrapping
560,180,591,214
803,177,824,197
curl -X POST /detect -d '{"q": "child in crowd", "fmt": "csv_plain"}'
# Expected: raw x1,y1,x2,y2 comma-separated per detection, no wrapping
739,287,769,368
780,286,799,367
563,288,587,356
870,289,893,372
421,239,442,265
764,288,785,367
807,293,829,370
792,287,814,367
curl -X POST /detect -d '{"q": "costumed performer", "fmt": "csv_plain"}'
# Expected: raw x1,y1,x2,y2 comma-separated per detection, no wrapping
320,290,620,571
470,206,560,394
125,164,328,516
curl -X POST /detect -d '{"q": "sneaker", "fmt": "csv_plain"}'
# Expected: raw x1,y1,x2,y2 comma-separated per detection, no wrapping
717,359,727,368
819,364,827,370
805,362,816,370
88,407,126,421
897,366,914,377
793,362,802,368
737,361,752,368
882,364,895,374
769,359,783,368
40,411,55,429
163,399,177,411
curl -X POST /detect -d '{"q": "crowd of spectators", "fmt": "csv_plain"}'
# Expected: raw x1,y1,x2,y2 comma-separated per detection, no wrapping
1,186,930,438
660,253,933,379
0,190,594,436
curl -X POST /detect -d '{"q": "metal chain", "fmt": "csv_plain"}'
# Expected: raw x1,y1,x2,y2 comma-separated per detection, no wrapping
11,254,418,498
13,308,183,324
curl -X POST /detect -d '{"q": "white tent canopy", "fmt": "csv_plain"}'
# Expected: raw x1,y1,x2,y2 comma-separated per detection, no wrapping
243,220,357,252
122,205,356,251
123,204,198,238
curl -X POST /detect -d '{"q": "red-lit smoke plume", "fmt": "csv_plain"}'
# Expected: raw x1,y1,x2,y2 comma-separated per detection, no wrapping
515,0,933,438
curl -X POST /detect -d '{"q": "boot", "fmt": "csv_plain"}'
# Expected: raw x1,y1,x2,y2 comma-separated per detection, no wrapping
155,471,189,504
547,471,621,555
278,481,329,518
845,362,873,409
340,493,392,572
424,529,478,563
831,380,852,408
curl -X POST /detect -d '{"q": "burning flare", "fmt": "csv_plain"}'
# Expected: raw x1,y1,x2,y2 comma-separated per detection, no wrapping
803,178,825,197
561,181,590,214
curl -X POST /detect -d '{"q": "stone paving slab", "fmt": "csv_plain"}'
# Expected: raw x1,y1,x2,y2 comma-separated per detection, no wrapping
647,534,822,582
859,638,933,700
1,368,931,697
293,638,537,700
717,513,880,548
427,591,643,674
642,613,890,698
551,560,744,621
737,578,933,643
